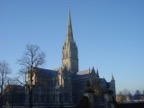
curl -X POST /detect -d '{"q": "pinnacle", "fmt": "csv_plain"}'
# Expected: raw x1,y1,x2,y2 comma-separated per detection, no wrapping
66,10,73,42
112,74,115,81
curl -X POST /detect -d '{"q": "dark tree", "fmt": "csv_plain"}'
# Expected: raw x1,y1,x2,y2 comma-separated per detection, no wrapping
135,90,141,95
0,61,11,108
18,44,45,108
134,90,141,100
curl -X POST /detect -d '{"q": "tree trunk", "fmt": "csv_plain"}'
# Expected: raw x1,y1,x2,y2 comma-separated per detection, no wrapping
0,81,3,108
29,67,33,108
29,89,33,108
0,91,2,108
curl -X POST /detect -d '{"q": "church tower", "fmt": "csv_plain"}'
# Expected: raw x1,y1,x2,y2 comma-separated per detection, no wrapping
62,11,78,74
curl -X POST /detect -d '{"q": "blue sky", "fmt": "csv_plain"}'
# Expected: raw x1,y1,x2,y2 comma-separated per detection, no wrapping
0,0,144,94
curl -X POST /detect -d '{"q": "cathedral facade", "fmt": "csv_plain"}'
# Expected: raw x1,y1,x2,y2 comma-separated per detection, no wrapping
26,12,116,108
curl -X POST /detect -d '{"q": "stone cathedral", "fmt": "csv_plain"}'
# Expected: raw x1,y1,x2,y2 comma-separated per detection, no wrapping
26,12,116,108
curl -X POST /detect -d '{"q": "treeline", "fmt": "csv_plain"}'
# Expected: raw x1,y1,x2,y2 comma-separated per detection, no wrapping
116,89,144,103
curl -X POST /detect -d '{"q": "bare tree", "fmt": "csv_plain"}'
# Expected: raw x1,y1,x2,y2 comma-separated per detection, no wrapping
116,89,133,103
121,89,130,96
116,91,126,103
18,44,45,108
134,89,141,100
0,61,11,108
135,89,141,95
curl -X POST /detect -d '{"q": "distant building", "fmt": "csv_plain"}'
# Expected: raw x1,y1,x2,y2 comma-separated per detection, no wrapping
25,11,116,108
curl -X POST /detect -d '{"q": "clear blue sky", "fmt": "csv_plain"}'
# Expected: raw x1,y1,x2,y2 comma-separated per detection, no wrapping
0,0,144,94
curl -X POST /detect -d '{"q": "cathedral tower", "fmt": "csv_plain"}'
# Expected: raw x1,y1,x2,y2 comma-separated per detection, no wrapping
62,11,78,73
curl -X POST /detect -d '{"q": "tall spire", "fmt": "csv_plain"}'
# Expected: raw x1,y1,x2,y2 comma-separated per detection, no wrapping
62,10,79,73
66,10,73,42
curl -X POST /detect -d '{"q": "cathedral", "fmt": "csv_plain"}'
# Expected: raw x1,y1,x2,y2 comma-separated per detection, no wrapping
26,12,116,108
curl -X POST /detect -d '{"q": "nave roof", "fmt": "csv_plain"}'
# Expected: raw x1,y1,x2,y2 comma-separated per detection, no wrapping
35,67,58,77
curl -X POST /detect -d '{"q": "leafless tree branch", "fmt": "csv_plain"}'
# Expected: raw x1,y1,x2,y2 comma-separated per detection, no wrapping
17,44,46,108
